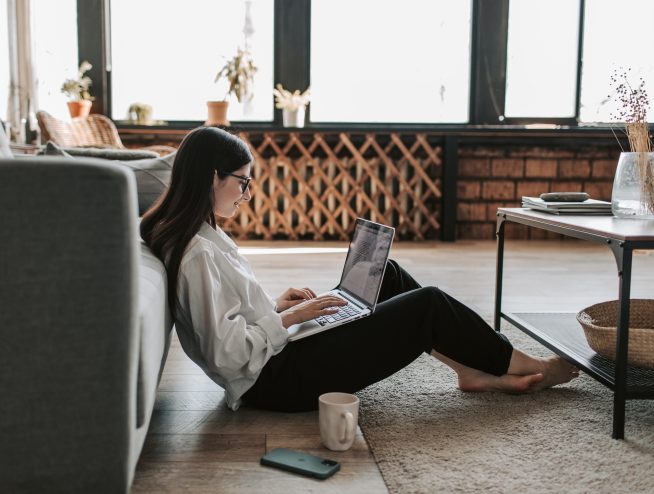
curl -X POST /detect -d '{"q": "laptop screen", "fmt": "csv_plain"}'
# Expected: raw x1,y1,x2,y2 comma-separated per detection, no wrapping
338,219,395,307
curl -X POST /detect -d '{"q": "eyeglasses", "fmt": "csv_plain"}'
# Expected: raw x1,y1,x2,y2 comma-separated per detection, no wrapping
225,172,252,193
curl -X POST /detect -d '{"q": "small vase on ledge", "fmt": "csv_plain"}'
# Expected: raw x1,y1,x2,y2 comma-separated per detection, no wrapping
611,152,654,219
282,106,305,128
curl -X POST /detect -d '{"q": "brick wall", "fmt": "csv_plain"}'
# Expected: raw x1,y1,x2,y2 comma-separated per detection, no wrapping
120,128,624,241
457,145,621,239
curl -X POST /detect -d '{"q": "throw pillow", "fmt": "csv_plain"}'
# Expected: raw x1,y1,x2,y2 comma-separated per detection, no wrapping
40,141,74,158
119,153,175,214
64,146,159,160
0,123,12,158
41,141,175,214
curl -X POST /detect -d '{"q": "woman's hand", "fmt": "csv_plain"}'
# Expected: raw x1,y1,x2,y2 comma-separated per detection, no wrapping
275,287,317,312
280,295,348,328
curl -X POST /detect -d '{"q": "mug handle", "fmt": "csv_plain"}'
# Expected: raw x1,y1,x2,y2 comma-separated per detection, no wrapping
340,411,355,444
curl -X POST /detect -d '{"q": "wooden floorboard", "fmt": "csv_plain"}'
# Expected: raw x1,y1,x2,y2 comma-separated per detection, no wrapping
132,239,654,493
139,434,266,463
132,461,385,494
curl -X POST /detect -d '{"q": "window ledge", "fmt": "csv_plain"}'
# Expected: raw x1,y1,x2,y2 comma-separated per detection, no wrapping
115,120,639,141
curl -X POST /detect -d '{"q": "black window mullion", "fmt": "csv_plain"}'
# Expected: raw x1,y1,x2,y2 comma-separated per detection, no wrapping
77,0,109,116
574,0,586,122
274,0,311,126
469,0,509,125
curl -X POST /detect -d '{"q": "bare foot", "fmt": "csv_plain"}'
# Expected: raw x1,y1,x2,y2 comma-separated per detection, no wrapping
457,368,545,393
431,350,579,394
508,350,580,383
532,357,580,390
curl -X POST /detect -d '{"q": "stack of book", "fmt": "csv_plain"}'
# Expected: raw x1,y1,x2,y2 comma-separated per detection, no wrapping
521,196,613,215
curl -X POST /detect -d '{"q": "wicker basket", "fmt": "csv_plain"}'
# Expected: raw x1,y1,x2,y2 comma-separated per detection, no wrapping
576,299,654,368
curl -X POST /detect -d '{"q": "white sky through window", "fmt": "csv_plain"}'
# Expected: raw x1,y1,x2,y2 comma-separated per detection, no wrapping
0,0,9,123
32,0,78,119
310,0,472,123
110,0,273,122
505,0,580,118
580,0,654,123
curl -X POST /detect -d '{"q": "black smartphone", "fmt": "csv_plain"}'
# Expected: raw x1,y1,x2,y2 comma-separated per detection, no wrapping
260,448,340,479
539,192,589,202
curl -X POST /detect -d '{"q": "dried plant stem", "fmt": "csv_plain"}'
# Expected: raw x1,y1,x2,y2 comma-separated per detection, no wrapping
641,157,654,214
610,125,625,153
626,122,654,213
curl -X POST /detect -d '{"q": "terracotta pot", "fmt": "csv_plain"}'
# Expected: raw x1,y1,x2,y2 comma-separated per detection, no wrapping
205,101,230,126
67,100,92,119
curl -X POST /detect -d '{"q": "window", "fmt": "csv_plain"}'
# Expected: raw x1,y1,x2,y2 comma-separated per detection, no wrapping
33,0,79,119
310,0,472,123
110,0,273,122
579,0,654,123
504,0,580,119
0,0,8,123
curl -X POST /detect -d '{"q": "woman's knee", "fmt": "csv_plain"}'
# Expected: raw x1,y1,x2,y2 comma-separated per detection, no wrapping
418,286,443,303
387,258,400,268
391,286,444,314
385,259,400,279
423,286,466,314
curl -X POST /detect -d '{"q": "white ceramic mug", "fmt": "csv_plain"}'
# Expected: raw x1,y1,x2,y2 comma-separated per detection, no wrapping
319,392,359,451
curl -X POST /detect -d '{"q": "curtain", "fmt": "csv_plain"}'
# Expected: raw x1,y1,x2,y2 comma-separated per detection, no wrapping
7,0,38,143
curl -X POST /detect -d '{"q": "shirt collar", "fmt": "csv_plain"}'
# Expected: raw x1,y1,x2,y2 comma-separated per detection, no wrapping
198,221,239,253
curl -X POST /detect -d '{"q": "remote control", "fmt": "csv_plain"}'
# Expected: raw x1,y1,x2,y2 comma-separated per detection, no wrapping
539,192,589,202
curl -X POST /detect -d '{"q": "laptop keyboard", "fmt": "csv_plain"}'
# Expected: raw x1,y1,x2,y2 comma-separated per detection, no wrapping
315,304,362,326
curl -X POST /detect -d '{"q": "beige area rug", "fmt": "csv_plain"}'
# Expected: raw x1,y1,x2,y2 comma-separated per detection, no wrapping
357,326,654,494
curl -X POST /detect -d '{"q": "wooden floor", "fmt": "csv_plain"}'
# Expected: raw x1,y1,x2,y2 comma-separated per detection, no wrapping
131,239,654,493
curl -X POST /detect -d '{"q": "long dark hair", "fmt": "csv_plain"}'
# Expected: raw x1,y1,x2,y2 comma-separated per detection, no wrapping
140,126,253,314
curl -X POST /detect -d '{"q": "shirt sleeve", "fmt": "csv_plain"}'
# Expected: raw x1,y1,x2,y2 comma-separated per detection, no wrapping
178,249,288,383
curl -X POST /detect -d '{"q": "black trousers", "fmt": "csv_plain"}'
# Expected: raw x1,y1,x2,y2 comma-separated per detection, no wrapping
242,260,513,412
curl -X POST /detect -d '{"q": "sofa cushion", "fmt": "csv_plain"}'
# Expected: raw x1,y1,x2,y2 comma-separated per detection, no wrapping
0,124,12,158
119,154,175,215
137,242,173,428
39,141,158,161
41,141,176,214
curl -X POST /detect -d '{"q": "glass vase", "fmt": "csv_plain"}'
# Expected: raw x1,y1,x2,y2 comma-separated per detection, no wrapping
611,152,654,219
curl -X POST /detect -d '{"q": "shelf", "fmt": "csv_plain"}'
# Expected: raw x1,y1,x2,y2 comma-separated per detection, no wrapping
503,312,654,398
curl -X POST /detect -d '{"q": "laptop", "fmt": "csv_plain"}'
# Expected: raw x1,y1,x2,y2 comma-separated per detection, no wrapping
287,218,395,341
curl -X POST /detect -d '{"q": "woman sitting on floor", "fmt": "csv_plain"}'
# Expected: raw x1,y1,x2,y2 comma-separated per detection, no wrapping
140,127,579,412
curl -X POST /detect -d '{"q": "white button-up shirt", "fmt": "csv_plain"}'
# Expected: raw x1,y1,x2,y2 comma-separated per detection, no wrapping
173,222,288,410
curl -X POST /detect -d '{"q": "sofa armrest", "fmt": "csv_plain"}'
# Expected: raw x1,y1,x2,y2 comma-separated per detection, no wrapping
0,158,140,493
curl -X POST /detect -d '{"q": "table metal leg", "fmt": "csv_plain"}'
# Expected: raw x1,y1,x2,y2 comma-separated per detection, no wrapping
494,213,507,332
611,244,633,439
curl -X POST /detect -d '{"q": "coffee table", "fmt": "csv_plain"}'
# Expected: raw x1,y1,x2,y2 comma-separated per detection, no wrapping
494,208,654,439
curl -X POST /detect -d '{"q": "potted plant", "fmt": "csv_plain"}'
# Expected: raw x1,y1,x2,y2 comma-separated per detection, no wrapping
206,48,258,126
61,61,94,118
273,84,310,128
127,102,153,125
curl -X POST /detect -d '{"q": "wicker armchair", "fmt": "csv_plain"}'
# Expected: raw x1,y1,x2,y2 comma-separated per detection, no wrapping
36,111,176,157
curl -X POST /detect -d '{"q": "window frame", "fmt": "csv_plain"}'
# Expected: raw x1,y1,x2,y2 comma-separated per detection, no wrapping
76,0,621,130
499,0,585,126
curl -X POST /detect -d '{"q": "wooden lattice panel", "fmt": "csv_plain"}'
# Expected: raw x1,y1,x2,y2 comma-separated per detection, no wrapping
219,132,442,241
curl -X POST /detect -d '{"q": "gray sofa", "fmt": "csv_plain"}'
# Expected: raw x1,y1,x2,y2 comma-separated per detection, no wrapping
0,156,174,493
